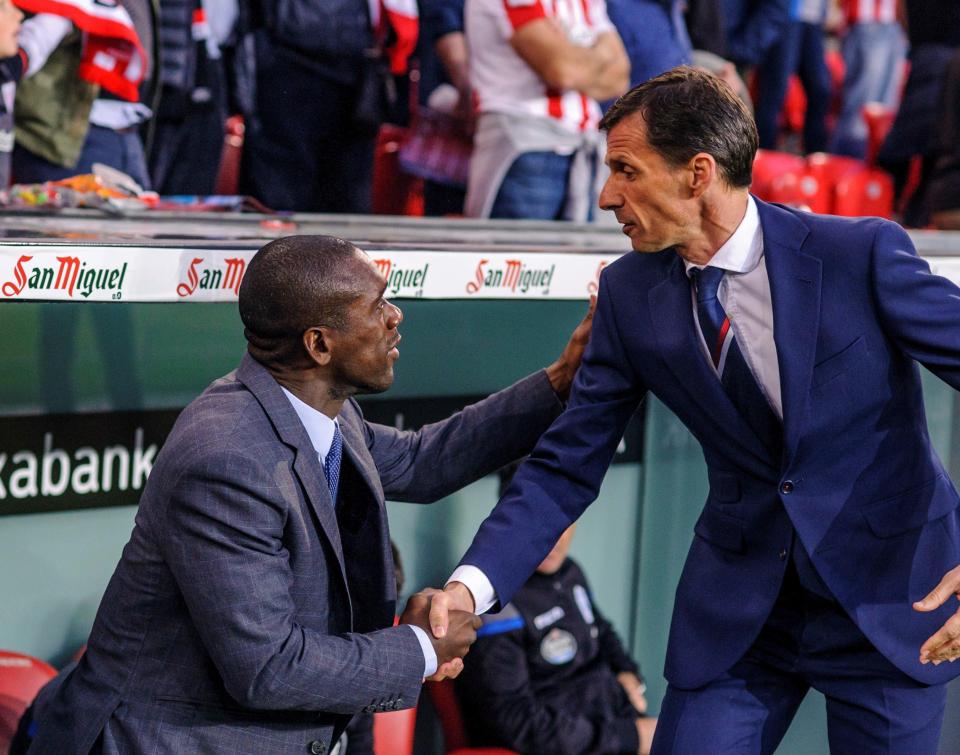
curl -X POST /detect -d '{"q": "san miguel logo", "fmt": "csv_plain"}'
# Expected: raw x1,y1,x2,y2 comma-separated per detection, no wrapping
373,258,430,297
2,254,128,299
177,256,247,298
466,259,556,295
587,261,608,295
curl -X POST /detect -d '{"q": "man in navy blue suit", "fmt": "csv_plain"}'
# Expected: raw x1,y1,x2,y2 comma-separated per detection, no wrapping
423,66,960,753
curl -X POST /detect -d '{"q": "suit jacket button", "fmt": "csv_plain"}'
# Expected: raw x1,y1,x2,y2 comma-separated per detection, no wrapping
309,741,326,755
780,480,794,494
779,549,787,561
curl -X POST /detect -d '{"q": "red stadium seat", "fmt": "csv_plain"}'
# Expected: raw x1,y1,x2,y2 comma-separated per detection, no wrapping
0,650,57,749
426,680,517,755
835,168,895,218
214,115,245,196
372,125,425,217
373,707,417,755
801,153,868,214
752,150,806,199
861,103,896,168
763,169,807,208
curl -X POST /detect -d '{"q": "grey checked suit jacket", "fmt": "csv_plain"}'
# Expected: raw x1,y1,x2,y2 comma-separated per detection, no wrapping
29,354,562,754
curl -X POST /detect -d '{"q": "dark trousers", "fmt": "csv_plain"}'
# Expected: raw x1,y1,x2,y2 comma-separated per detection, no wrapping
12,124,151,189
239,32,374,213
755,21,831,154
651,557,947,754
149,100,226,195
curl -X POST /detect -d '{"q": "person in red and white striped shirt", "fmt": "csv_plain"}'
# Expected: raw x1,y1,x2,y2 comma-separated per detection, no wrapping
464,0,629,220
829,0,906,158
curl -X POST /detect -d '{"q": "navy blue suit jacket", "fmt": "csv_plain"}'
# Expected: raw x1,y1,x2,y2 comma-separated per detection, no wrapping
460,199,960,689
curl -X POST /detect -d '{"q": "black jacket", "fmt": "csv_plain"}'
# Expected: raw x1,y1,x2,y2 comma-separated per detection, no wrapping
457,559,643,755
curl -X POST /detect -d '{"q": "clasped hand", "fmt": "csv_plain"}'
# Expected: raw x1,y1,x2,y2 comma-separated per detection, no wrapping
400,586,479,680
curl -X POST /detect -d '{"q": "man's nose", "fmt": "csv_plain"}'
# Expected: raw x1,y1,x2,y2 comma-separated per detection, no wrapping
388,302,403,326
598,176,620,212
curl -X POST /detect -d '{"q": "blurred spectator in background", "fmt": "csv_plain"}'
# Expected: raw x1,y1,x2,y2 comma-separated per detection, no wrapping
878,0,960,227
237,0,417,212
927,48,960,231
0,0,22,188
0,5,72,187
605,0,690,92
401,0,472,216
12,0,158,189
457,515,657,755
754,0,830,153
464,0,629,221
685,0,726,58
829,0,906,159
720,0,789,73
147,0,236,195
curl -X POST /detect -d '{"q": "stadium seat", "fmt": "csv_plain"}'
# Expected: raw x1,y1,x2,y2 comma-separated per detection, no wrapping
835,168,895,219
214,115,245,196
372,125,425,217
752,150,806,199
0,650,57,749
426,680,517,755
763,169,807,208
861,103,896,168
373,707,417,755
802,153,868,214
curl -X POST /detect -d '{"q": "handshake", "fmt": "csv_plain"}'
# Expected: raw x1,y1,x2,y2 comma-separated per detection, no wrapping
399,583,479,680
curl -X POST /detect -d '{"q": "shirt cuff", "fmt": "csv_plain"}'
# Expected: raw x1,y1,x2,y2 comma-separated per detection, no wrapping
447,565,497,615
409,625,438,678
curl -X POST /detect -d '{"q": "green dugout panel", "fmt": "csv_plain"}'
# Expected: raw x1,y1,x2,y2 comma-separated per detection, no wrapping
1,213,960,754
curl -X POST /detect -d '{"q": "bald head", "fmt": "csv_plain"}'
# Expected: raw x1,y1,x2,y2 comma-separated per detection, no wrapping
238,235,373,367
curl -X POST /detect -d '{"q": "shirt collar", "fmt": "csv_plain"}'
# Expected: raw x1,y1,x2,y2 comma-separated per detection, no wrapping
280,386,338,461
684,195,763,276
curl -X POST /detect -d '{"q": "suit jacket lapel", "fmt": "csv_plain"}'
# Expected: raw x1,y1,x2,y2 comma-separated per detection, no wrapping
648,255,773,468
757,199,820,462
237,354,348,581
336,409,396,631
338,413,383,509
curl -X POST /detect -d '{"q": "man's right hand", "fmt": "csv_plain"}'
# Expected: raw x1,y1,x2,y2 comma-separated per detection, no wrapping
400,587,480,679
425,581,476,639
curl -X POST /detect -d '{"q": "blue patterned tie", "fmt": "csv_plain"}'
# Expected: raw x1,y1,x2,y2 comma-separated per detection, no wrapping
323,424,343,505
690,267,782,453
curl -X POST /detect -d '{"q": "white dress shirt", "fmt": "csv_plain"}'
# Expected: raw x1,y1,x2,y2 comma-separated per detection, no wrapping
683,195,783,419
449,196,783,615
281,388,438,676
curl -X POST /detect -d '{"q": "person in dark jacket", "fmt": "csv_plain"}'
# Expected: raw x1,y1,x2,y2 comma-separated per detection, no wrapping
456,521,656,755
147,0,234,195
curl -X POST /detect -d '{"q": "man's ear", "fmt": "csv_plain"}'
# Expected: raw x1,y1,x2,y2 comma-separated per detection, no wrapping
303,326,333,367
688,152,716,197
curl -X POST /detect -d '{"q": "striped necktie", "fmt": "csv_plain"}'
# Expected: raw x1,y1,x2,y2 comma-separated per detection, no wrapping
323,424,343,505
690,266,782,453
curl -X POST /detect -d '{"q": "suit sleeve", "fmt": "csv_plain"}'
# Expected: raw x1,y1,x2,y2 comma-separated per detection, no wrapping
870,220,960,391
458,271,646,607
362,369,563,503
161,448,425,713
457,631,639,755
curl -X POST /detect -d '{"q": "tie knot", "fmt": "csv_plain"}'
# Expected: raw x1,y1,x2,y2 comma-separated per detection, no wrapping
691,266,725,303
